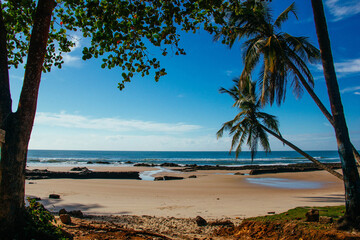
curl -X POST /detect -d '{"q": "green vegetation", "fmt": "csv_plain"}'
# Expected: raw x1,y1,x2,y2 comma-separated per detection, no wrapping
20,198,67,240
250,206,345,223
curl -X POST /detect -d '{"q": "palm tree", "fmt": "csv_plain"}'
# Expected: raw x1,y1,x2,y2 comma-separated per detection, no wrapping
217,77,343,180
310,0,360,229
217,1,360,164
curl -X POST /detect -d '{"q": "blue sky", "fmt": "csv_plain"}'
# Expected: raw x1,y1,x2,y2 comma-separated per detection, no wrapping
9,0,360,151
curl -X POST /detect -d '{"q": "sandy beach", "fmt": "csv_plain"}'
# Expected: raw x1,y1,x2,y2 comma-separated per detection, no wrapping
25,166,345,219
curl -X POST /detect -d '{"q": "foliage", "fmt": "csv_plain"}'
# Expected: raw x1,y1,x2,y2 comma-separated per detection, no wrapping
215,1,320,105
1,0,224,90
250,206,345,223
217,76,280,160
20,198,67,240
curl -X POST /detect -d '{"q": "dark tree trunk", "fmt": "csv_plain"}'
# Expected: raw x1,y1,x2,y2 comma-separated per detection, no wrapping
290,63,360,166
311,0,360,228
262,125,343,180
0,0,55,237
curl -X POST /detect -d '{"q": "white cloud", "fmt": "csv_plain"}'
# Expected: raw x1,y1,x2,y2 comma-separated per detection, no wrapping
325,0,360,21
316,58,360,74
225,70,233,77
62,54,82,67
34,112,202,133
341,86,360,94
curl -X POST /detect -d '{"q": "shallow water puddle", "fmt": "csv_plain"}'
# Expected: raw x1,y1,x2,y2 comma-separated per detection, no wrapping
246,177,323,189
139,167,177,181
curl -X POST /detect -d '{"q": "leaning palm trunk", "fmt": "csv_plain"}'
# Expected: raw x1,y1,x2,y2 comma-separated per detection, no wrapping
261,125,343,180
311,0,360,227
290,63,360,165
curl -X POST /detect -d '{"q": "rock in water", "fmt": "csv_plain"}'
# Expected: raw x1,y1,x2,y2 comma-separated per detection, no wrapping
60,214,72,224
305,209,319,222
195,216,207,226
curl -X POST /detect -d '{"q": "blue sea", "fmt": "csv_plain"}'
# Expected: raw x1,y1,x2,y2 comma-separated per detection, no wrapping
27,150,341,167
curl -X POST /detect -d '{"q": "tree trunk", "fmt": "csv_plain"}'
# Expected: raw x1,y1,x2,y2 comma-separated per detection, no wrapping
0,0,55,237
289,61,360,165
261,125,343,180
311,0,360,228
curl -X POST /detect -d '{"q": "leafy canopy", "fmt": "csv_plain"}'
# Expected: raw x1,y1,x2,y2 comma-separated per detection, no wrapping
2,0,225,90
215,1,320,105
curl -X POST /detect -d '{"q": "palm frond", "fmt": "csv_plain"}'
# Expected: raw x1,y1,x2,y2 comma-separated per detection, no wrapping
274,2,297,29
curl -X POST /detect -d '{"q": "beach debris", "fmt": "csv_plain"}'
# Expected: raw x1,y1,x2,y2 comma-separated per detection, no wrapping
154,176,164,181
319,216,333,224
305,209,319,222
60,214,72,224
267,211,275,214
59,208,67,215
70,167,89,171
188,175,197,178
195,216,208,226
49,193,60,199
69,210,84,218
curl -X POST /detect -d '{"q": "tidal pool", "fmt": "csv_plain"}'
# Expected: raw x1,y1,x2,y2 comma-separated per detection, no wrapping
246,177,323,189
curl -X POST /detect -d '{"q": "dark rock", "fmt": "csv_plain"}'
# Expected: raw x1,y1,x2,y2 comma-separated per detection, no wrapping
70,167,89,171
87,161,94,164
195,216,207,226
125,161,133,164
163,176,184,180
69,210,83,218
305,209,319,222
49,194,60,199
188,175,197,178
26,169,140,180
94,161,110,164
59,208,67,215
319,216,333,224
234,172,244,175
267,211,275,214
180,163,342,174
134,163,154,167
59,214,71,224
154,177,164,181
160,162,180,167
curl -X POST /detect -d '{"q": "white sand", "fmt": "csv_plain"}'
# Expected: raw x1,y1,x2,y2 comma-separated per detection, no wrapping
25,166,344,219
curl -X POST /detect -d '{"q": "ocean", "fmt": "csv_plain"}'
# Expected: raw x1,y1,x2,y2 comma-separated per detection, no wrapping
27,150,341,167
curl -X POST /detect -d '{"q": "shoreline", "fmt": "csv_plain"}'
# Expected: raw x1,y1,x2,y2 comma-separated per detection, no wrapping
26,166,345,219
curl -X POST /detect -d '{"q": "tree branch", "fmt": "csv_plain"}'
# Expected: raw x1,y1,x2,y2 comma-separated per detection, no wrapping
17,0,55,142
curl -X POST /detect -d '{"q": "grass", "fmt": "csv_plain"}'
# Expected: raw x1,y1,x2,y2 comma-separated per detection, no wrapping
246,205,346,231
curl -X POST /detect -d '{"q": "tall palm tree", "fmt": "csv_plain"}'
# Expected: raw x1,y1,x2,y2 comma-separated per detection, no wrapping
217,77,343,180
217,1,360,164
310,0,360,229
